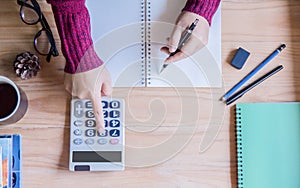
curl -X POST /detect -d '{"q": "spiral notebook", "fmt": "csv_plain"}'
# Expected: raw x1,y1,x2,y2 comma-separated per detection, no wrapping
86,0,222,88
235,103,300,188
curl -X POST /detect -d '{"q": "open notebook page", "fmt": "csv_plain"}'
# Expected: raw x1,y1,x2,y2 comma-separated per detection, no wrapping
87,0,222,88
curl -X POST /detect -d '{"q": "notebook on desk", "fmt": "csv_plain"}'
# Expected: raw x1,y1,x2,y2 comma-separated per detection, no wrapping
86,0,222,88
235,103,300,188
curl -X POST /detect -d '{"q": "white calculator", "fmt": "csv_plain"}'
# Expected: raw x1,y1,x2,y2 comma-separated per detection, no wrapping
69,98,125,171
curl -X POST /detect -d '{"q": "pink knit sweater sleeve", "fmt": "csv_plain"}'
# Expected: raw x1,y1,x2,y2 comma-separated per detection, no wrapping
47,0,103,74
183,0,221,25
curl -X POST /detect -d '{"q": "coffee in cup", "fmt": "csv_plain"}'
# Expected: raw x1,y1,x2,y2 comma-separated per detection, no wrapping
0,76,28,125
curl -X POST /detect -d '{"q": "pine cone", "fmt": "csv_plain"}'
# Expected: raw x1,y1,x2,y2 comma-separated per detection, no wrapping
13,52,41,80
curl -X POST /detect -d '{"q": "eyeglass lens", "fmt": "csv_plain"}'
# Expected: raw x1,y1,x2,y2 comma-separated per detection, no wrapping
20,3,39,25
34,29,52,55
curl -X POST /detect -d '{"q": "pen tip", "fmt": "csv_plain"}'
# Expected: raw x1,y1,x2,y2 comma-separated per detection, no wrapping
160,68,164,74
160,64,168,74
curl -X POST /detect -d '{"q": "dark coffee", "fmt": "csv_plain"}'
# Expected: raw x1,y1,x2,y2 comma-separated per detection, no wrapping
0,83,18,119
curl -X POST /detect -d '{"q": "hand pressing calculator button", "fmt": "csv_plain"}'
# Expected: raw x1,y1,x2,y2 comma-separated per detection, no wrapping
69,98,125,171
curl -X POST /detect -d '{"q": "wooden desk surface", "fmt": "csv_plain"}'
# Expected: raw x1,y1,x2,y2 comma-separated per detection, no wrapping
0,0,299,187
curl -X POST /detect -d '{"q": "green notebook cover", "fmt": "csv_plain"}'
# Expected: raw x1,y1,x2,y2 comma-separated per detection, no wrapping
236,103,300,188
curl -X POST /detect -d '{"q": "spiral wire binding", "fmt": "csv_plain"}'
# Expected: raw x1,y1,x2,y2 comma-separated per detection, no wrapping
140,0,152,87
146,0,152,86
236,106,244,188
140,0,146,86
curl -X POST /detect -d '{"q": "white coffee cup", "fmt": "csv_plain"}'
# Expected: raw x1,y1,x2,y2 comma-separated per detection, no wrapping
0,76,28,125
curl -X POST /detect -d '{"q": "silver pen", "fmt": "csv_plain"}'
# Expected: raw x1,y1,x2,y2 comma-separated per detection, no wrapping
160,18,199,73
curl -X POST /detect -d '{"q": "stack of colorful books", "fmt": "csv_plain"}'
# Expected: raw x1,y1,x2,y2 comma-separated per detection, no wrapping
0,135,21,188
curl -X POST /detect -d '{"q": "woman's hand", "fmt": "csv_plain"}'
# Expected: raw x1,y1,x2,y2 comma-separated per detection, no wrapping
161,11,210,63
64,65,112,132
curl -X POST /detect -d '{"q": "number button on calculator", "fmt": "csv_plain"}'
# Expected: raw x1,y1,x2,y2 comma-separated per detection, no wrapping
110,110,120,118
86,110,95,118
110,101,120,108
85,129,96,137
85,120,96,127
110,129,120,137
98,130,108,137
110,120,120,127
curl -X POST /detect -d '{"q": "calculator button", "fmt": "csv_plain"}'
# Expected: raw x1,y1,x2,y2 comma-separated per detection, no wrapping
74,101,84,118
85,101,93,108
97,130,108,137
103,110,108,118
86,110,95,118
102,101,108,108
110,120,120,127
110,139,119,145
109,110,120,118
85,129,96,137
74,120,83,127
104,120,108,127
85,138,94,145
110,129,120,137
85,120,96,127
74,129,82,136
110,101,120,109
98,138,108,145
73,138,83,145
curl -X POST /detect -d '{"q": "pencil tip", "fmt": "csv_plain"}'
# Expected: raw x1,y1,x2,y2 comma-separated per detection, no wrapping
220,96,226,102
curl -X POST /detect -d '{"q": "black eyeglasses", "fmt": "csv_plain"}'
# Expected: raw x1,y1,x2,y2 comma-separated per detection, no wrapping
17,0,59,62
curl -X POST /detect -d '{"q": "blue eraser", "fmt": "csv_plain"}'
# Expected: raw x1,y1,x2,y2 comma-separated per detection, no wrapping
231,47,250,69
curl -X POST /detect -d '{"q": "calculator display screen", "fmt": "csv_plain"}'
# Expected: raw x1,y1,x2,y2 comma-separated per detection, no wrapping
72,151,122,162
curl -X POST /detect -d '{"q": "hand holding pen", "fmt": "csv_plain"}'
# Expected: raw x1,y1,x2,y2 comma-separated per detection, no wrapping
160,18,199,73
160,12,210,73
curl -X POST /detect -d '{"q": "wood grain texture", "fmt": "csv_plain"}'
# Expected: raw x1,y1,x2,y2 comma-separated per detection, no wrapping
0,0,299,187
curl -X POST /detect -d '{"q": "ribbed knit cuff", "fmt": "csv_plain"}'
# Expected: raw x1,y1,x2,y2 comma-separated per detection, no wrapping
47,0,86,14
47,0,103,74
183,0,221,25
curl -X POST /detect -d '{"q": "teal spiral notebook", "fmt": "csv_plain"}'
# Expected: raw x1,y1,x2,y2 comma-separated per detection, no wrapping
235,103,300,188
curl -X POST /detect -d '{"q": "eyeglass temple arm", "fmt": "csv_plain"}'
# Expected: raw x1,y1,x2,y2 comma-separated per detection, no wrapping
40,14,59,58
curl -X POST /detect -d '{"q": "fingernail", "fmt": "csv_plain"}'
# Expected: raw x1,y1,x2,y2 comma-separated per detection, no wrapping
98,127,105,133
170,47,176,53
165,58,171,63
